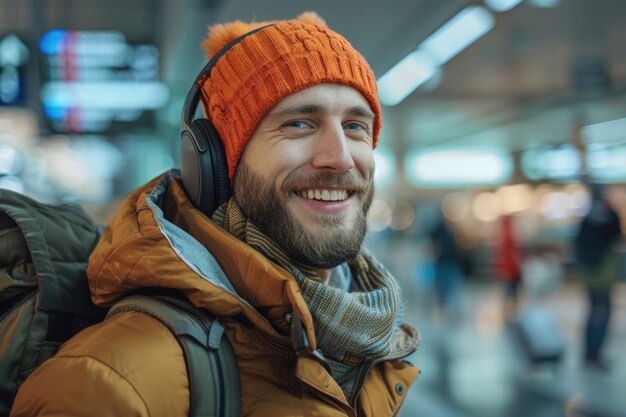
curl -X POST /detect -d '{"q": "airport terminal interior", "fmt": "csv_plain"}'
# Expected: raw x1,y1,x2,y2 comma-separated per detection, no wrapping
1,0,626,416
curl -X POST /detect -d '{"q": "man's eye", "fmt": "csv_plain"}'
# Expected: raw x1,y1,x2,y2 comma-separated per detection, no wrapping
345,122,371,133
344,122,364,131
282,120,312,129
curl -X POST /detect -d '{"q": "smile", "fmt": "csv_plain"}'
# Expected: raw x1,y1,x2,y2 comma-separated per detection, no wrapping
294,189,353,202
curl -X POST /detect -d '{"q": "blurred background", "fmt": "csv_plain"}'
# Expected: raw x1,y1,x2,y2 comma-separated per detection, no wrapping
1,0,625,416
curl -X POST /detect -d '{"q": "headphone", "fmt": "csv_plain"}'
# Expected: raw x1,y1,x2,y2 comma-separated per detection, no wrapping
179,24,273,216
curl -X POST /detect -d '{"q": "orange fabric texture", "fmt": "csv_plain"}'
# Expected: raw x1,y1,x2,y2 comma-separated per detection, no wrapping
199,12,382,180
11,312,189,417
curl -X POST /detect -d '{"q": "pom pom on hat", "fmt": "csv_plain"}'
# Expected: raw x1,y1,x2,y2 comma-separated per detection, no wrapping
199,12,381,180
293,11,327,27
202,20,270,59
202,12,327,59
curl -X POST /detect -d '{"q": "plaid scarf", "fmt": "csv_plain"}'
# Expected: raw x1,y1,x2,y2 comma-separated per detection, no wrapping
212,199,403,382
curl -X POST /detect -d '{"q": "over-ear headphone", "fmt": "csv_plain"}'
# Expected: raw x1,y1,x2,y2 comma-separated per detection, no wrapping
179,25,273,216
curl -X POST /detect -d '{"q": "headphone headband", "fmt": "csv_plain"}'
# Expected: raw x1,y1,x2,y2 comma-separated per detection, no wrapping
182,24,275,129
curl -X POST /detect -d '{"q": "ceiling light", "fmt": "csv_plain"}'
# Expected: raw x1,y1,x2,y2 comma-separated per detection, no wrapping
405,148,513,187
420,5,495,65
582,117,626,144
377,51,436,106
377,6,495,106
528,0,560,7
484,0,524,12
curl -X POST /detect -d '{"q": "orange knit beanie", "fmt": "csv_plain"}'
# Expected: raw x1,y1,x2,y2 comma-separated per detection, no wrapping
200,12,381,180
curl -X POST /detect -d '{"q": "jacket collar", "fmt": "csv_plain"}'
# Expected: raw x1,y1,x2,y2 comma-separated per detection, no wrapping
161,173,317,347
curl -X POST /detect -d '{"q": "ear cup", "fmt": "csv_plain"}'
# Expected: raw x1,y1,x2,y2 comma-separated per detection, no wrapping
180,119,230,216
194,119,231,211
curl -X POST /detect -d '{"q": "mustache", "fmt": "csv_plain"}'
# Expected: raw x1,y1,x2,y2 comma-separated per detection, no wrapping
282,170,371,192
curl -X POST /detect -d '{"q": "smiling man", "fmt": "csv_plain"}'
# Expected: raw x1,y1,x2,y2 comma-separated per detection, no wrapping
235,84,376,278
11,12,420,417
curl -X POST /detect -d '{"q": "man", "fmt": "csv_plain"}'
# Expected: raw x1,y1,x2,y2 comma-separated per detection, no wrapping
574,183,622,370
11,12,420,416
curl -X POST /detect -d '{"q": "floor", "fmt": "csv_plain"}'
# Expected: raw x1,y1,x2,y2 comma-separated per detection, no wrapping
398,281,626,417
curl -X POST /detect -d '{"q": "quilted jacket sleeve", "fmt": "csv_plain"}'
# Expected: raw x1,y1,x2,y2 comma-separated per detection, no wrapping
10,311,189,417
11,355,150,417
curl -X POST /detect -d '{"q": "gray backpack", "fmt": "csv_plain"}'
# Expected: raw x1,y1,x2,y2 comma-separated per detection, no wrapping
0,189,240,417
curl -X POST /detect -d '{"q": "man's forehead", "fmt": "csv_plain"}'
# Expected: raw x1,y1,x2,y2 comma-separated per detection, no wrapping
269,84,374,119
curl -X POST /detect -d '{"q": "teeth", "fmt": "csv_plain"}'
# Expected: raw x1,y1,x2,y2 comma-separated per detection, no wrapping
297,189,349,202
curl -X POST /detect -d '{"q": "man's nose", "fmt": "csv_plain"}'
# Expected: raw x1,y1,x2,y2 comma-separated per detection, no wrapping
310,124,355,173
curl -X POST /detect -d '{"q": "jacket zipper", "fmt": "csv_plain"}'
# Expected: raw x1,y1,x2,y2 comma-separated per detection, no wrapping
237,317,421,417
251,317,419,416
349,346,419,413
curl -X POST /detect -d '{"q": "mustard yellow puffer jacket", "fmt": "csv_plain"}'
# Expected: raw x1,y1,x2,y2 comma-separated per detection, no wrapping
11,172,420,417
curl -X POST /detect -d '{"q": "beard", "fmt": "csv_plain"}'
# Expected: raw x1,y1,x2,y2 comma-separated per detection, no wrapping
233,161,374,269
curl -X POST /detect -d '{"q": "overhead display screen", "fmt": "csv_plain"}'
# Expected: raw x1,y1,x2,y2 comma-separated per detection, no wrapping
39,30,169,133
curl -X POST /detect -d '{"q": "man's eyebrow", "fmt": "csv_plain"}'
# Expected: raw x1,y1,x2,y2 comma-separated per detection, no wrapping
270,104,324,118
347,106,375,121
270,104,375,121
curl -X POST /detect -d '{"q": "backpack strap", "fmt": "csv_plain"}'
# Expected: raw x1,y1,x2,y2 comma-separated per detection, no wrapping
107,295,240,417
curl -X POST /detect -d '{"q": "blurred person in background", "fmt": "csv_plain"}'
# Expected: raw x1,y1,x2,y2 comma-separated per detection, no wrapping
429,211,464,325
11,12,420,417
493,215,523,321
574,183,622,370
